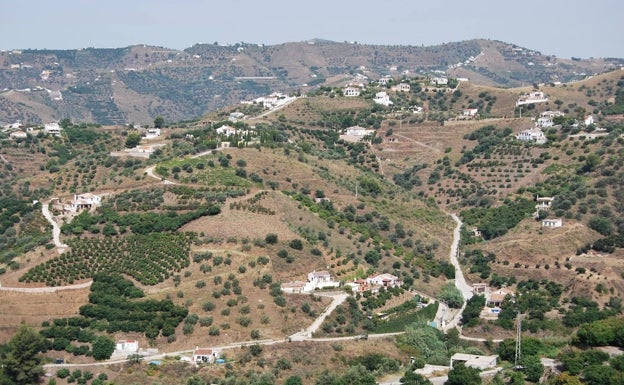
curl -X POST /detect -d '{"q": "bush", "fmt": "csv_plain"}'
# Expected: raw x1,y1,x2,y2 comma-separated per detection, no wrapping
289,239,303,250
265,233,278,244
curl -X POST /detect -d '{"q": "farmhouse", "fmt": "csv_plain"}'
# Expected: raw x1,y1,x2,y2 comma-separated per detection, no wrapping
144,128,161,139
281,281,307,294
304,270,340,291
535,117,554,128
373,91,393,106
192,347,220,364
69,193,102,212
535,196,554,211
487,288,514,307
216,124,237,137
391,83,411,92
584,115,594,126
516,91,548,106
44,122,62,136
516,128,547,144
115,340,139,354
541,218,563,228
10,130,27,139
366,273,401,288
430,77,448,86
343,86,361,97
463,108,478,117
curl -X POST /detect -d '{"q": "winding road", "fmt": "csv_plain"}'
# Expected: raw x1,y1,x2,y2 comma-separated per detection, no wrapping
40,201,68,253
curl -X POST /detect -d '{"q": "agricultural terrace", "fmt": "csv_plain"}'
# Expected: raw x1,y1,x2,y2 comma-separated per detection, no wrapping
19,233,194,286
155,153,254,187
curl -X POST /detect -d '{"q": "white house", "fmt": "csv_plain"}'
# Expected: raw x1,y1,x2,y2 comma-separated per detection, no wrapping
378,76,392,86
391,83,411,92
115,340,139,354
536,117,554,128
535,196,554,211
229,112,245,121
44,122,62,136
10,130,27,139
307,270,332,285
345,126,375,138
144,128,161,139
69,193,101,212
542,110,564,118
516,91,548,106
366,273,401,288
516,128,547,144
281,281,307,294
542,218,563,228
192,347,220,364
430,77,448,86
463,108,478,117
584,115,594,126
216,125,237,137
373,91,393,106
450,353,498,370
343,86,361,97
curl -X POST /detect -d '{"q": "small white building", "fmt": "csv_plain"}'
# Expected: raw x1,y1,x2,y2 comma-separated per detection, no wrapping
430,77,448,86
366,273,401,288
373,92,393,106
516,128,547,144
378,76,393,86
144,128,161,139
69,193,101,212
535,196,554,211
307,270,331,284
216,125,237,137
463,108,478,117
541,110,564,118
281,281,307,294
192,347,220,364
115,340,139,354
391,83,411,92
10,130,27,139
541,218,563,228
584,115,594,126
343,86,361,97
44,122,62,136
516,91,548,106
536,117,554,128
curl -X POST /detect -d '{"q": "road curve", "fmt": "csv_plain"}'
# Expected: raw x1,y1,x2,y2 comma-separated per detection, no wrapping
40,201,68,253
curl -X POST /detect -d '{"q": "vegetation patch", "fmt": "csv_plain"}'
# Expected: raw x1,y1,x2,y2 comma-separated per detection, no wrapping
20,233,194,286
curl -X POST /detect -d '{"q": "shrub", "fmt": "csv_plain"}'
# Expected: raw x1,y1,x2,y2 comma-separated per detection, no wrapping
289,239,303,250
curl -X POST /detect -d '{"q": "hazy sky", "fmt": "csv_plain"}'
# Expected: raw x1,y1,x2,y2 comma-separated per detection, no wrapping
2,0,622,59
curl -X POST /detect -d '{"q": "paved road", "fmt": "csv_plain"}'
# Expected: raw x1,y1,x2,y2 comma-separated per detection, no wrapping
40,200,68,253
0,280,92,293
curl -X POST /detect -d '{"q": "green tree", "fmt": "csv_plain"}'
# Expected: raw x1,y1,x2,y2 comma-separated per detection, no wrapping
284,376,303,385
153,116,165,129
461,295,485,326
399,324,447,365
521,355,544,382
91,335,115,361
400,371,432,385
439,282,464,309
1,325,46,385
125,133,141,148
444,363,481,385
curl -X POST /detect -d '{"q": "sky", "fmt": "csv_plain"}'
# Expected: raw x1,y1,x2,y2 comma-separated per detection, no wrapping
2,0,623,59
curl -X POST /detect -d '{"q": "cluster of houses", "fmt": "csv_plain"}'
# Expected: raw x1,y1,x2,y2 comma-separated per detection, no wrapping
50,193,102,214
240,92,296,110
3,121,63,140
281,270,401,295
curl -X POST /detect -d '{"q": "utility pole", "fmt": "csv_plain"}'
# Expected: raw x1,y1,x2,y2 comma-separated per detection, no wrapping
515,312,524,370
355,181,358,200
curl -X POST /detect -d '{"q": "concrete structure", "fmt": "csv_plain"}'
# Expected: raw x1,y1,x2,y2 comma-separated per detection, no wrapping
69,193,101,212
450,353,498,370
473,283,488,295
536,117,554,128
192,347,220,364
516,128,547,144
463,108,478,117
584,115,595,126
10,130,27,139
535,196,554,211
281,281,307,294
144,128,161,139
541,218,563,228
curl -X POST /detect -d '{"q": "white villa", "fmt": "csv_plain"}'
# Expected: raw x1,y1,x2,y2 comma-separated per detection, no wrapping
345,126,375,137
378,76,393,86
536,117,554,128
535,196,554,211
450,353,498,370
144,128,161,139
516,91,548,106
391,83,411,92
44,122,62,136
115,340,139,354
463,108,478,117
542,110,564,118
216,125,237,137
516,128,547,144
192,347,221,364
430,77,448,86
373,91,393,106
69,193,102,212
343,86,361,97
584,115,594,126
542,218,563,228
366,273,401,288
280,281,307,294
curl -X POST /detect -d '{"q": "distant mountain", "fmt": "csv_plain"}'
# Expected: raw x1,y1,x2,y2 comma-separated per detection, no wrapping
0,39,622,125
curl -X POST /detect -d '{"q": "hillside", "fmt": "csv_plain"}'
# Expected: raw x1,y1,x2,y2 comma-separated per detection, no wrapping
0,68,623,385
0,39,622,125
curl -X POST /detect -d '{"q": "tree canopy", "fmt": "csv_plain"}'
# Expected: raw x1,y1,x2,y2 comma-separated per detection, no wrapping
0,325,46,385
